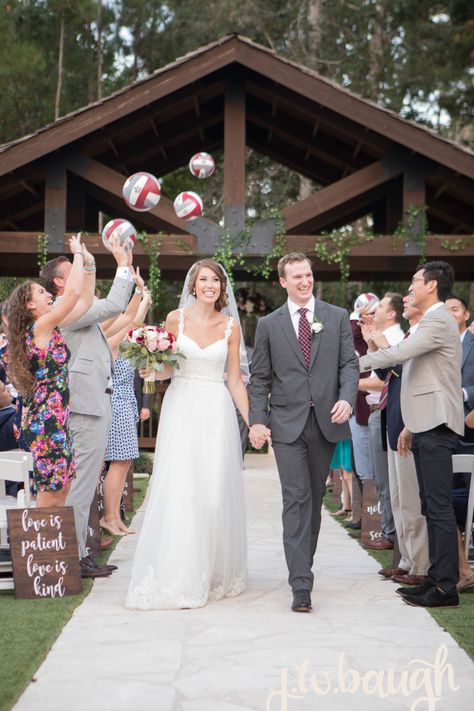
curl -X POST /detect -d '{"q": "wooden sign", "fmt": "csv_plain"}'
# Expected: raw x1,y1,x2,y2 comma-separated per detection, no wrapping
361,479,383,547
7,506,82,599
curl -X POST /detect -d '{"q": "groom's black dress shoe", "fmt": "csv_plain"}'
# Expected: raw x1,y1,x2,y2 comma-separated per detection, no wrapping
396,579,433,597
402,586,459,609
292,590,312,612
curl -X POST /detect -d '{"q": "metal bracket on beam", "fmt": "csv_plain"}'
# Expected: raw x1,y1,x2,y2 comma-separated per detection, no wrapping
190,219,223,255
249,219,276,255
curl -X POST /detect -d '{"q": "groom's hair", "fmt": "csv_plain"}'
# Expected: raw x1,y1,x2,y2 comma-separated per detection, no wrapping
277,253,312,279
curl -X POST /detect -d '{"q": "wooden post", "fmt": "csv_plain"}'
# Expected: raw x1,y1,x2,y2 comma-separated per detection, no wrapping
402,159,427,255
44,161,67,252
351,474,362,523
223,76,246,236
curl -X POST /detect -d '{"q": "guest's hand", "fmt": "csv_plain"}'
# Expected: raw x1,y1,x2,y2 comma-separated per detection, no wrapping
465,410,474,429
371,330,389,349
132,266,145,291
397,427,412,456
249,423,272,449
110,234,130,267
359,311,375,329
68,233,82,255
140,407,151,422
330,400,351,424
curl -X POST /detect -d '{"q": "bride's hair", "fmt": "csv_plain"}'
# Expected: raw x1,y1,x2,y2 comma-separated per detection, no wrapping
188,260,229,311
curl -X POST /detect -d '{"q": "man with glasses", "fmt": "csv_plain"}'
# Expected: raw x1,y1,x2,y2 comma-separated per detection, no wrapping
359,261,464,609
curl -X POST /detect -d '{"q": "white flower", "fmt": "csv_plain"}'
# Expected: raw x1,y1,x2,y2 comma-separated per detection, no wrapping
311,320,324,334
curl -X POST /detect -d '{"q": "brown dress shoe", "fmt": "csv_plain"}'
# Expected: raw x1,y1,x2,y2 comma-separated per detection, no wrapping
391,573,428,585
378,567,409,579
364,538,394,550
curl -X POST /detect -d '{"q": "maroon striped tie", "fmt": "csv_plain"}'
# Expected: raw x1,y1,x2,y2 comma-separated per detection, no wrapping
298,307,312,367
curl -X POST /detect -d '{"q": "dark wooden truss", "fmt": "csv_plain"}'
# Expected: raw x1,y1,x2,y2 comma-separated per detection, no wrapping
1,35,473,280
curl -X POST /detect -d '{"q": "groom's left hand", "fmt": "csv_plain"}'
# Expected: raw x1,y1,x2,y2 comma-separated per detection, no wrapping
330,400,351,424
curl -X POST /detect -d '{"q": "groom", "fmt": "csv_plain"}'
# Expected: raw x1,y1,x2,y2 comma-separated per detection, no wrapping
248,253,359,612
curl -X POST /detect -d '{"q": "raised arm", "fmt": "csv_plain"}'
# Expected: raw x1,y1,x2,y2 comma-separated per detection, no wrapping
66,237,134,330
59,239,96,327
108,289,152,355
33,235,85,347
102,267,145,337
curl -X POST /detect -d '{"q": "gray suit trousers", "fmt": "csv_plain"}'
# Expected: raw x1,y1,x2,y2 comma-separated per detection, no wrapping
66,408,112,558
272,409,335,592
368,409,395,541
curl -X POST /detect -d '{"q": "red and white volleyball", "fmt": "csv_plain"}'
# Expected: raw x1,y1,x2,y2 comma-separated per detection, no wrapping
122,172,161,212
102,219,137,252
353,292,380,312
173,191,203,220
189,152,215,179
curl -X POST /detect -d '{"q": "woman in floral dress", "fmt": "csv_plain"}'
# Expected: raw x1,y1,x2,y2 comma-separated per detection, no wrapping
6,234,94,507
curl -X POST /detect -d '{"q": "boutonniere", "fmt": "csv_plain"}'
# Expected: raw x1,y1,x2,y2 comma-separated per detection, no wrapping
311,318,324,335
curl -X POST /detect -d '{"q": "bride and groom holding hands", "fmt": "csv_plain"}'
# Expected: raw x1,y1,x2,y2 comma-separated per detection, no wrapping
127,252,359,612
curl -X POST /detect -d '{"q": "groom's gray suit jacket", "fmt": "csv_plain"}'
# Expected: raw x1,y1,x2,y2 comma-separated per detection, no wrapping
249,299,359,444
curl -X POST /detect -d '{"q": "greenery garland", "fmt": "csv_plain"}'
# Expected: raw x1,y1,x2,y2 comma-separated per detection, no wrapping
213,208,287,284
36,233,49,269
136,231,162,317
314,228,375,283
393,205,428,257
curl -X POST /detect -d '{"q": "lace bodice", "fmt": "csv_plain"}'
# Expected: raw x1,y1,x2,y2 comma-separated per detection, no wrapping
173,309,233,383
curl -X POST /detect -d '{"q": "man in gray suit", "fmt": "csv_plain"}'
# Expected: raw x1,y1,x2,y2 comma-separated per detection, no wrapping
41,241,134,577
248,253,359,612
360,261,464,609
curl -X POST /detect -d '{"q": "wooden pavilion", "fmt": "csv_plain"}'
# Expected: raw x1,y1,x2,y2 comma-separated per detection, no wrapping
1,34,473,281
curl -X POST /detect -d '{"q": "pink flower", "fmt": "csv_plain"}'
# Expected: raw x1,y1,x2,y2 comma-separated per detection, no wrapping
157,339,170,351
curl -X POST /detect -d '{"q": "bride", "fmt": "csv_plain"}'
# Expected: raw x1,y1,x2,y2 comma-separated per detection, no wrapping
126,260,264,609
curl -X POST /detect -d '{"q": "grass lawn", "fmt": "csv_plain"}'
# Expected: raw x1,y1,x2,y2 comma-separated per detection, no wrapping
0,477,149,711
324,489,474,660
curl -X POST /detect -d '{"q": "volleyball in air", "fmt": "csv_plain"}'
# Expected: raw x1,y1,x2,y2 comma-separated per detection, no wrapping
122,172,161,211
173,191,203,220
189,152,215,179
353,292,380,312
102,219,137,252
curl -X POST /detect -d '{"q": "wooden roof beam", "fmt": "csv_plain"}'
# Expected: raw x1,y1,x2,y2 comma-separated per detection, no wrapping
283,156,405,232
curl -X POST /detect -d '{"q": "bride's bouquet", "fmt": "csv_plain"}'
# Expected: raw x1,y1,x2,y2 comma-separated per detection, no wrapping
119,325,185,393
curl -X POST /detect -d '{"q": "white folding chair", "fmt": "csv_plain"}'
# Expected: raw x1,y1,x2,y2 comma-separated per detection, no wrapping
0,454,33,590
452,454,474,560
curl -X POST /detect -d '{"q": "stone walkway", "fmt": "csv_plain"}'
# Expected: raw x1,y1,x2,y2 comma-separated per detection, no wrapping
14,453,474,711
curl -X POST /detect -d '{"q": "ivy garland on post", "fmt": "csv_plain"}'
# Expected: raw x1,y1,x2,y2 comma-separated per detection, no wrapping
136,231,163,317
36,233,49,269
393,205,428,257
314,228,375,283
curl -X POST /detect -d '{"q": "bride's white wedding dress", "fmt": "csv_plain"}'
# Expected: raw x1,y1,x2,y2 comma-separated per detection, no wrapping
126,309,247,609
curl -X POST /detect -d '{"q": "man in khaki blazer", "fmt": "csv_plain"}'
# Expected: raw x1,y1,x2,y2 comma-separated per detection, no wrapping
360,261,464,609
